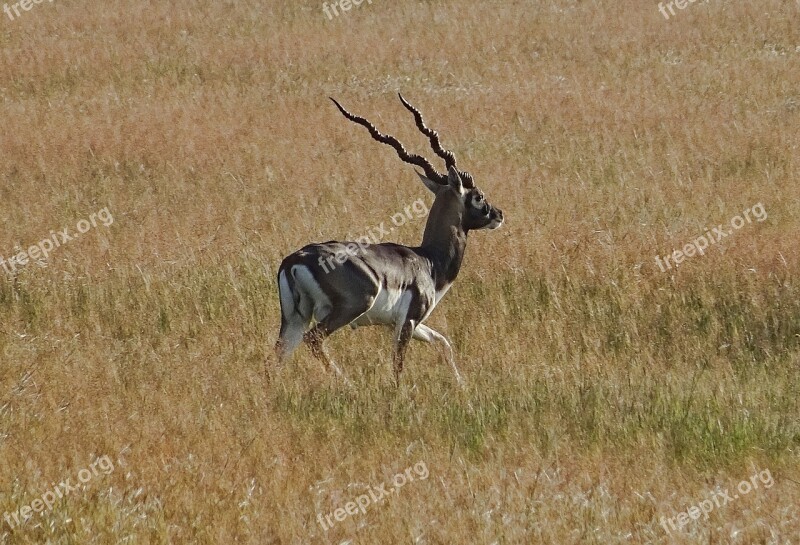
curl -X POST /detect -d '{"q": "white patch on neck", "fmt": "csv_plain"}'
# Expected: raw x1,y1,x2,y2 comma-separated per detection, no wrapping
434,283,452,306
417,283,453,324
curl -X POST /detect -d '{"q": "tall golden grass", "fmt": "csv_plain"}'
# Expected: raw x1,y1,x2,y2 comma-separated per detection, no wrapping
1,0,798,543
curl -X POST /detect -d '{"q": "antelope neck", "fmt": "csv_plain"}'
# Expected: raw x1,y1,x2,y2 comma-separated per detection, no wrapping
418,214,467,292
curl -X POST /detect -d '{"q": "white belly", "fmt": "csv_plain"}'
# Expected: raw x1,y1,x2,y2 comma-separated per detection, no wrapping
351,288,412,328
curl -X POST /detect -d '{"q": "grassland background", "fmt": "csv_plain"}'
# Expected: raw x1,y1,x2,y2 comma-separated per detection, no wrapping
1,0,799,543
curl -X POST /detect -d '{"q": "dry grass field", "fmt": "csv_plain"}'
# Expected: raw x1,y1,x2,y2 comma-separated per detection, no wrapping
1,0,799,543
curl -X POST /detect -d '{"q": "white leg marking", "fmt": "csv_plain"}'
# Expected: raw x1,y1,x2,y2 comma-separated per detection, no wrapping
412,324,464,385
392,291,414,342
319,350,350,385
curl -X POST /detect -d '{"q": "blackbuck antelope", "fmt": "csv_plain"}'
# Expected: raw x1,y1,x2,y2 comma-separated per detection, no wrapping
274,95,504,385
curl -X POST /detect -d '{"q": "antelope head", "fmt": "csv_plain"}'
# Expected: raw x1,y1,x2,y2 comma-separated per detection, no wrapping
330,94,504,241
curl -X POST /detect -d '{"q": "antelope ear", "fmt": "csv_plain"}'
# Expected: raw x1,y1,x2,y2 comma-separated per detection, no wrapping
447,166,465,195
415,170,444,194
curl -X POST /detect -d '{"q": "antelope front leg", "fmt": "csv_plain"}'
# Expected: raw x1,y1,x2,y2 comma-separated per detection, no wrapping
393,320,414,386
412,323,464,386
